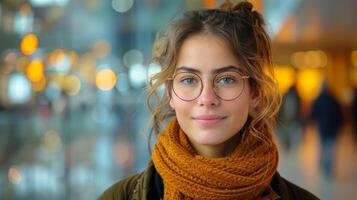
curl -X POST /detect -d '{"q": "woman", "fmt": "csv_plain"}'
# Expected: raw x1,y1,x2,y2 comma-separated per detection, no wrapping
99,1,318,199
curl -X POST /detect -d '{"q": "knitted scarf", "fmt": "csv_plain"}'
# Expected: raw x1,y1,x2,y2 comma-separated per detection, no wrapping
152,118,279,200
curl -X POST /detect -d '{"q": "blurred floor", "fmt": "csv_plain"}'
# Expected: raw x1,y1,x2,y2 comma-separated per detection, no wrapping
278,124,357,200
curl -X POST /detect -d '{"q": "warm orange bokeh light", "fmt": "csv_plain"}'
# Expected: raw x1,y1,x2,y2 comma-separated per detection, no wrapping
32,77,47,92
79,53,96,85
42,130,62,152
26,60,44,82
68,51,78,68
17,57,30,73
274,66,296,95
63,75,81,95
351,50,357,67
8,166,22,184
291,50,328,68
96,69,117,91
20,3,32,16
20,34,39,56
296,68,323,102
48,49,66,65
92,40,112,59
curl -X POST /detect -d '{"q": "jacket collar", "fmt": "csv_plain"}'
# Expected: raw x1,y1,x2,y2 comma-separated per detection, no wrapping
131,161,154,200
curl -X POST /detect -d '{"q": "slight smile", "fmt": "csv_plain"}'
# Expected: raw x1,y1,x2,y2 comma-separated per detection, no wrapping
192,115,226,126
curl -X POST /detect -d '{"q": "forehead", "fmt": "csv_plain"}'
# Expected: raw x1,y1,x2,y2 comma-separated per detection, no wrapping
176,34,243,73
175,65,244,75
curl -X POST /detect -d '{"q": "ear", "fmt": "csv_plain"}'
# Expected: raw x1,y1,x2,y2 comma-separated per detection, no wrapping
249,89,261,109
169,98,175,109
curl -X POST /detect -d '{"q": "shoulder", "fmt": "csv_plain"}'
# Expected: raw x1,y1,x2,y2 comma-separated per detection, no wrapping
97,163,155,200
97,172,143,200
272,172,320,200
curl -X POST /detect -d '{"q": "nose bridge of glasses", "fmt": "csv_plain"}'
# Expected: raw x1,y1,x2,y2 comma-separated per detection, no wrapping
199,75,219,98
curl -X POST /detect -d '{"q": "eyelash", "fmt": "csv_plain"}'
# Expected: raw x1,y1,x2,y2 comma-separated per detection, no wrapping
181,77,198,85
216,76,236,84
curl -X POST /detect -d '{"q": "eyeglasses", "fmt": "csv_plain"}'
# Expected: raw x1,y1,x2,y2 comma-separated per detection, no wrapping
168,70,250,101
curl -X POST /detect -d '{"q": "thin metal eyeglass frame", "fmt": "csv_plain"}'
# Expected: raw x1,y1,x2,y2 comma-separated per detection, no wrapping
167,71,250,101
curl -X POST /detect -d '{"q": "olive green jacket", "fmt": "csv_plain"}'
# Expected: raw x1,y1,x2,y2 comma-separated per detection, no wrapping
98,162,319,200
98,162,154,200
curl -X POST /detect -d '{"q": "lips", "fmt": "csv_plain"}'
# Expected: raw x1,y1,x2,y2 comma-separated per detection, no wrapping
192,115,226,126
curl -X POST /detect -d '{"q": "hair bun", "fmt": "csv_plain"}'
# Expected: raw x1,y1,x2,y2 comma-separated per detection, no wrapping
219,0,234,11
220,1,254,13
233,1,253,13
219,1,264,26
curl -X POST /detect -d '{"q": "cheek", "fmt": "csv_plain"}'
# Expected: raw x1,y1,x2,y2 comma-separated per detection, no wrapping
225,98,251,122
171,100,193,133
170,96,191,116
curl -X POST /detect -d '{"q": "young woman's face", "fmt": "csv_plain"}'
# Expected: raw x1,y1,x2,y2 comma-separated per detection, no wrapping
169,34,258,155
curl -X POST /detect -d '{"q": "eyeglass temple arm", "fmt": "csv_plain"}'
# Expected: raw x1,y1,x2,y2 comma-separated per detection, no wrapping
168,75,250,80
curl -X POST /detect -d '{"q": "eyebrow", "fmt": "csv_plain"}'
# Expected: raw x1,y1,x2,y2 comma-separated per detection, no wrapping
175,65,243,74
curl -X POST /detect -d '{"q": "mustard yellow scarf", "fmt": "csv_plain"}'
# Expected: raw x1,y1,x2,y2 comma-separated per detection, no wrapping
152,118,279,200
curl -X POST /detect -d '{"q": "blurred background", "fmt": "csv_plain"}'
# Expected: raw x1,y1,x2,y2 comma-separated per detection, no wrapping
0,0,356,199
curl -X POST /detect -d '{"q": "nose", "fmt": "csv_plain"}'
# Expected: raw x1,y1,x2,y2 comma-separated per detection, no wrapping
196,81,220,107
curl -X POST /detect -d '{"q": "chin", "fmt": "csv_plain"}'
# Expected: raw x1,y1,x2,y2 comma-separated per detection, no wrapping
191,130,229,146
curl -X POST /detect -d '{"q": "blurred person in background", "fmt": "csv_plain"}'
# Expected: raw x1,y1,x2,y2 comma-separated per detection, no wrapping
99,1,318,199
277,84,302,152
352,88,357,145
310,82,344,178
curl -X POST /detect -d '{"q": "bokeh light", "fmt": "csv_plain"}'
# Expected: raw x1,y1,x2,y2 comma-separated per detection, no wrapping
147,62,161,79
129,63,147,88
45,82,61,101
82,0,101,10
8,166,22,184
291,50,328,68
0,64,14,75
113,141,135,169
20,3,32,16
116,73,130,94
47,49,71,73
26,59,44,82
63,75,81,96
8,73,32,104
92,40,112,59
14,4,34,34
32,77,47,92
96,69,117,91
79,53,96,85
1,52,17,74
274,66,296,95
351,50,357,67
42,130,62,152
296,68,323,102
68,51,78,68
20,33,39,56
30,0,70,7
112,0,133,13
123,49,143,67
4,51,18,65
291,52,305,68
351,68,357,87
16,56,30,73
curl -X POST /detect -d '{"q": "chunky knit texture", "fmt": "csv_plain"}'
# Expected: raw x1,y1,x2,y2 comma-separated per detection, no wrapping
152,118,279,200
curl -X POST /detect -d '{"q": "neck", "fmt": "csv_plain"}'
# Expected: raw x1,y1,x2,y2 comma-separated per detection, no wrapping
190,133,241,158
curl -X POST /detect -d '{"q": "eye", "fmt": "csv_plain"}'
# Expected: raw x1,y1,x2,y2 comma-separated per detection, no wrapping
180,76,199,86
216,76,236,84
